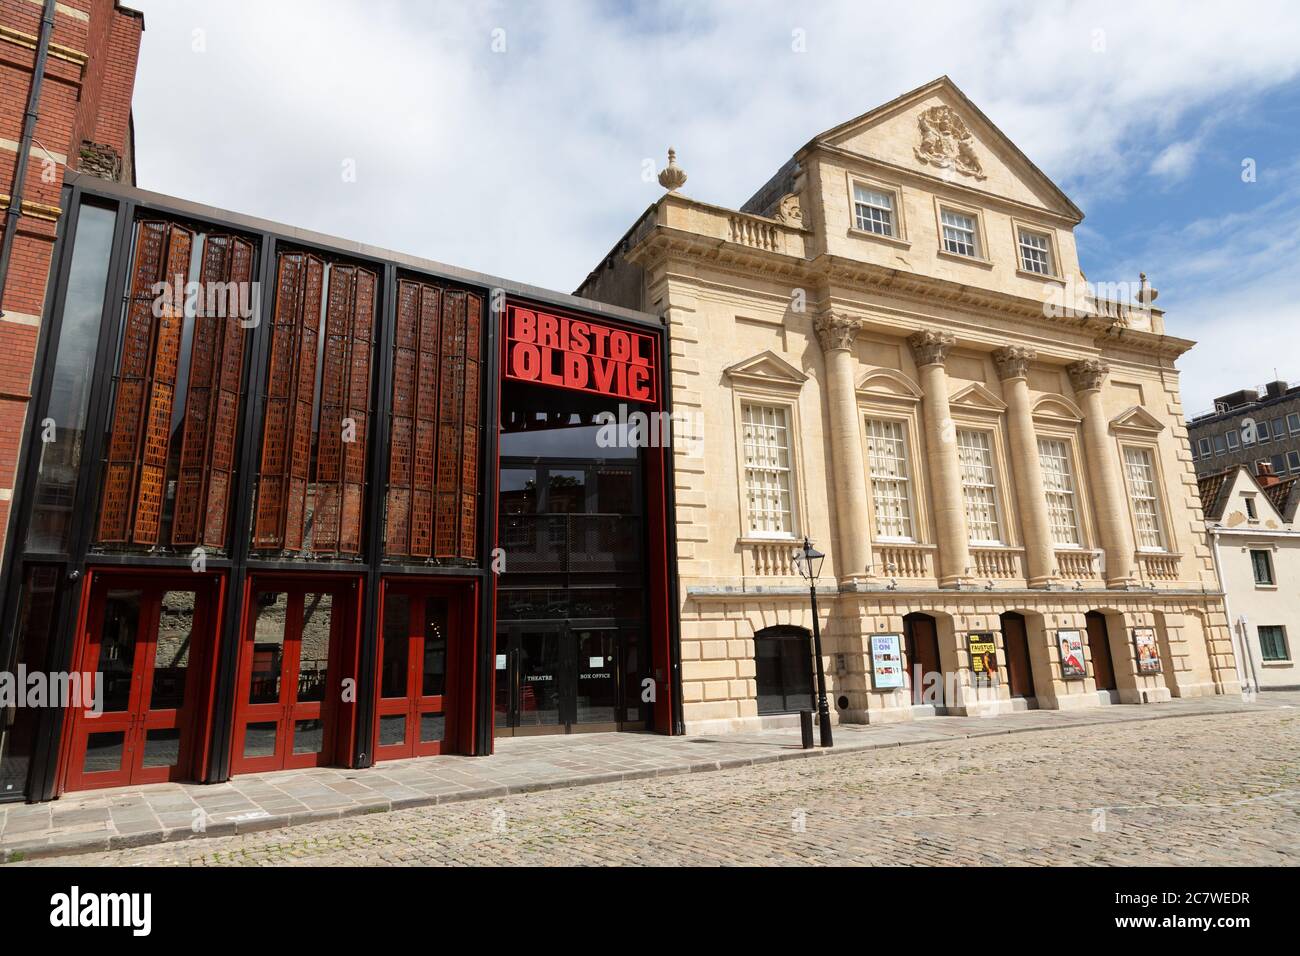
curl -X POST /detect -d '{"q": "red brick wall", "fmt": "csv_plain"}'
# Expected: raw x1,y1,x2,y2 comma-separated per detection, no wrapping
0,0,142,561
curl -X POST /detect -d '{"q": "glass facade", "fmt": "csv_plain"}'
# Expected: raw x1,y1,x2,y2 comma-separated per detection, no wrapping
0,184,669,801
26,204,117,554
494,380,651,734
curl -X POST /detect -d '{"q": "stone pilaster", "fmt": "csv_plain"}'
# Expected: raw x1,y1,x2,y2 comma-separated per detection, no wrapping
1067,359,1136,587
814,312,872,582
908,330,970,587
993,346,1055,587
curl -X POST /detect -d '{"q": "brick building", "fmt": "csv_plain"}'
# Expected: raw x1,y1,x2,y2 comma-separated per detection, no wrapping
0,0,142,563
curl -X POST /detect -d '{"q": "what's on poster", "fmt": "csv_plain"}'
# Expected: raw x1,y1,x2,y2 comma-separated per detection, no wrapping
967,632,998,686
1133,626,1162,674
870,634,904,689
1057,629,1086,680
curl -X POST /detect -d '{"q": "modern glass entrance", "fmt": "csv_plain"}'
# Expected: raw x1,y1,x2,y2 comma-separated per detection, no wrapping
495,621,644,734
494,379,652,735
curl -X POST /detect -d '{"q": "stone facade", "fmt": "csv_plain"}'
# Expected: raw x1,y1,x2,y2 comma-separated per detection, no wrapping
579,77,1240,734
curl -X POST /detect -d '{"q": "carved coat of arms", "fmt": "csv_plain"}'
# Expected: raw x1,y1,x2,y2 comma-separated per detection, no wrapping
913,105,986,180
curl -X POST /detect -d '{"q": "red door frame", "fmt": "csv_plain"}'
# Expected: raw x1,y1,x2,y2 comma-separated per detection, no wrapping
374,575,477,762
58,567,225,794
229,572,362,775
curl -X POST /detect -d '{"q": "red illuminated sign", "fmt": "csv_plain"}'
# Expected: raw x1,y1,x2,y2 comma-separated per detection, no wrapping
504,304,658,404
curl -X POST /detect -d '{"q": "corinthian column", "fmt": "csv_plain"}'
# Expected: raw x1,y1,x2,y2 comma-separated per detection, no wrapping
813,312,872,582
993,346,1055,588
1067,359,1136,587
908,330,970,588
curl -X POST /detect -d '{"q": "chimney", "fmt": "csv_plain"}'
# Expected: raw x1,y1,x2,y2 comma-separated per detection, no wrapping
1256,460,1281,487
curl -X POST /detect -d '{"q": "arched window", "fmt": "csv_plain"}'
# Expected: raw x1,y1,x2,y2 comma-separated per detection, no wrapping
754,626,813,715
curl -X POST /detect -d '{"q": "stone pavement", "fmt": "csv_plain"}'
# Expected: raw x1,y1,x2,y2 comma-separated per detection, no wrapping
2,691,1295,863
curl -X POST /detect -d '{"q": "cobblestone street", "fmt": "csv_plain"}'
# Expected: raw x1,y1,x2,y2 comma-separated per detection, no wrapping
29,708,1299,866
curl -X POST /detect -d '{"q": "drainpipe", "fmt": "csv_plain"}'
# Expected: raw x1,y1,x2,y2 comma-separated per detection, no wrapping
1209,526,1258,695
0,0,59,319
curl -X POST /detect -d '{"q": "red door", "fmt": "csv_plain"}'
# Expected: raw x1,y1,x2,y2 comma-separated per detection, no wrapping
374,582,460,761
65,578,215,792
231,582,350,774
905,615,943,706
1001,612,1035,699
1086,611,1116,691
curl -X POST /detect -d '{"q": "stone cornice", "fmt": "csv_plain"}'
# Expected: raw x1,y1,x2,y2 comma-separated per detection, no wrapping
619,217,1194,362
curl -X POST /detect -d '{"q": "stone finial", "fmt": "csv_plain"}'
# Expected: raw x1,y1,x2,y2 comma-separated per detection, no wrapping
813,312,862,352
908,329,956,367
1137,272,1158,305
657,148,687,192
992,345,1036,381
1066,358,1110,392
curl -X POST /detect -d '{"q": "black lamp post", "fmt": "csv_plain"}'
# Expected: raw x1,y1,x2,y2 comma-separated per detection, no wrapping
794,537,833,747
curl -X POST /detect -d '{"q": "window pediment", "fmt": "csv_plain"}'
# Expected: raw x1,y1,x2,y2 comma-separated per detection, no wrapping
857,368,922,405
949,382,1006,418
724,350,808,393
1032,393,1084,425
1110,405,1165,437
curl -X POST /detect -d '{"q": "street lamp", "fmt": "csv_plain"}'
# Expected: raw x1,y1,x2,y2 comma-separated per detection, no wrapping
793,537,833,747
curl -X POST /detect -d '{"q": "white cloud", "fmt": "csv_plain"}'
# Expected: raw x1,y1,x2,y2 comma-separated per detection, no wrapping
126,0,1300,295
123,1,1300,411
1148,139,1198,181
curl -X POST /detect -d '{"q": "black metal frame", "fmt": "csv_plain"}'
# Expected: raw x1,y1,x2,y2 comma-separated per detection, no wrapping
0,176,679,802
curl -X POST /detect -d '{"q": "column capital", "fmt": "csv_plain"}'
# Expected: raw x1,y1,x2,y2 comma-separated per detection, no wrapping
1066,358,1110,392
813,312,862,352
992,345,1037,381
907,329,956,367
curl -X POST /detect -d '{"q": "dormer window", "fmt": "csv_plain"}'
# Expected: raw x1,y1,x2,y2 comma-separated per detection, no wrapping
853,185,895,237
940,209,979,257
1018,228,1053,275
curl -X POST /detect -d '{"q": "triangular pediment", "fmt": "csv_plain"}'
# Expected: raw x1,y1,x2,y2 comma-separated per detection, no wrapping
1109,405,1165,436
949,382,1007,413
812,77,1082,221
724,350,808,390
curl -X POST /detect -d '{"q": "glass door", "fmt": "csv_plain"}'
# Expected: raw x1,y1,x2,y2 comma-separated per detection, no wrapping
232,584,341,773
65,580,211,792
496,622,634,735
571,627,619,731
375,584,455,760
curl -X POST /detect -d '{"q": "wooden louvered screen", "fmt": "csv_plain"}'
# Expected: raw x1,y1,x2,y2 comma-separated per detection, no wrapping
386,279,481,562
97,221,250,550
171,235,254,548
253,252,376,556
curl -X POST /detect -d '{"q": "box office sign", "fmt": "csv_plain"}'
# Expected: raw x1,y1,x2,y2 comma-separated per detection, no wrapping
967,632,998,686
1133,626,1162,674
505,304,658,404
1057,629,1086,680
870,634,904,689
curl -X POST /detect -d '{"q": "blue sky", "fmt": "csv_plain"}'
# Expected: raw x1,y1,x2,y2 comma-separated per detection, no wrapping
127,0,1300,415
